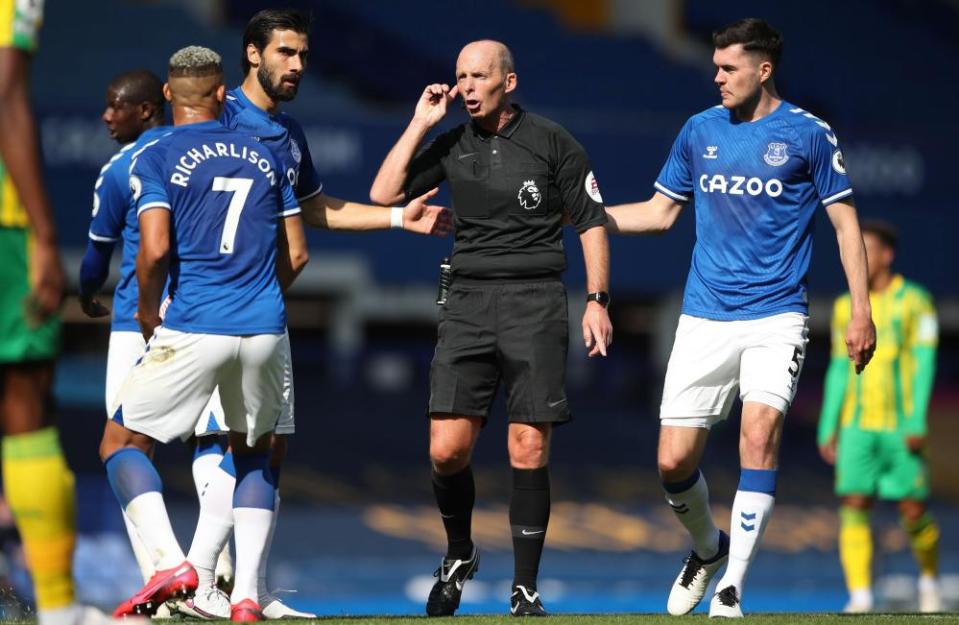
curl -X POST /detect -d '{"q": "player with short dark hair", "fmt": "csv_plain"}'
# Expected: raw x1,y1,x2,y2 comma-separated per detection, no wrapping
179,9,451,619
99,70,165,143
711,17,783,67
818,220,942,613
606,17,876,617
239,8,311,79
80,66,175,589
371,39,612,617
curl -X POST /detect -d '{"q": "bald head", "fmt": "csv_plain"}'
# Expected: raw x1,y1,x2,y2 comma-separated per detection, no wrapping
165,46,225,121
458,40,514,75
455,40,517,130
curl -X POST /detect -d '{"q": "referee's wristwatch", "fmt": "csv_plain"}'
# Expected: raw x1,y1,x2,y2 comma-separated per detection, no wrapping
586,291,610,308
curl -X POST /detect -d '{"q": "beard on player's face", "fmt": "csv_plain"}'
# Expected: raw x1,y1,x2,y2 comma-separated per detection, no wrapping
256,62,299,102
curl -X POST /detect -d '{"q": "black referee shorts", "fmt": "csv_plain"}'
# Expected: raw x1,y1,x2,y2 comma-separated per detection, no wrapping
428,277,570,424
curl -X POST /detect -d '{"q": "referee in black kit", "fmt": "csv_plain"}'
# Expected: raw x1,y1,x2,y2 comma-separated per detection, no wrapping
371,40,612,617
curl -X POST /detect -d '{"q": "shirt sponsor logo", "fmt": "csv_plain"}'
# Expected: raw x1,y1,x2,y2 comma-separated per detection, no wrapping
584,170,603,203
698,174,783,198
703,145,719,159
763,142,789,166
518,179,543,210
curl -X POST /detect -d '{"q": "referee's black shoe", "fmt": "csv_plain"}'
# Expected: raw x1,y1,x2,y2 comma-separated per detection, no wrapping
426,547,480,616
510,585,547,617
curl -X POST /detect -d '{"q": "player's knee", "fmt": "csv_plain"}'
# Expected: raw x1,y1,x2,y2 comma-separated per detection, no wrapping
899,500,926,523
430,440,472,474
99,426,151,463
509,444,548,469
739,429,779,468
98,436,115,463
508,428,549,469
657,454,697,482
841,495,873,510
99,422,127,462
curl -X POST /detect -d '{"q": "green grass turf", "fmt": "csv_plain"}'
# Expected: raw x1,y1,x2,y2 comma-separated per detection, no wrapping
9,615,954,624
310,616,953,625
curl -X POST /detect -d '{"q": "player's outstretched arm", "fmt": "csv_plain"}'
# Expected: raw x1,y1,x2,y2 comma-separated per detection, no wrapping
0,48,64,324
605,192,684,235
276,214,309,293
135,209,170,341
826,200,876,374
370,83,458,206
580,225,612,357
299,191,452,236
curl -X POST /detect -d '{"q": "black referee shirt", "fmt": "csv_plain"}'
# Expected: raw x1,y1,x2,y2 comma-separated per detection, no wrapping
404,106,607,279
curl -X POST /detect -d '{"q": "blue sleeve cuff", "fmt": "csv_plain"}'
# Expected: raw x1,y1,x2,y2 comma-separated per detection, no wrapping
79,239,115,299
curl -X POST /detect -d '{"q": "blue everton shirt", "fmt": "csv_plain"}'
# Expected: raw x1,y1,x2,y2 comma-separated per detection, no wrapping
129,121,299,335
655,101,853,320
220,86,322,202
88,125,171,332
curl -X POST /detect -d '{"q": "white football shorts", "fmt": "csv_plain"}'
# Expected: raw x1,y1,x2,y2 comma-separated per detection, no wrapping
110,327,286,446
274,330,295,435
660,312,809,428
106,330,226,438
107,329,296,437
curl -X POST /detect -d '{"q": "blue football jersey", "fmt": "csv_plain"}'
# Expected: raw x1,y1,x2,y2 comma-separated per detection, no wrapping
88,125,171,332
656,102,853,320
129,120,300,335
220,87,322,202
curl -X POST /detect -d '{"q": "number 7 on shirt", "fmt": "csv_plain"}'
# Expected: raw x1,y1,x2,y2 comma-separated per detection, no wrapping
212,176,253,254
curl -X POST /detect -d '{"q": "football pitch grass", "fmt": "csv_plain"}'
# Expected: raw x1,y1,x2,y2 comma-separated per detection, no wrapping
11,615,954,624
183,616,950,624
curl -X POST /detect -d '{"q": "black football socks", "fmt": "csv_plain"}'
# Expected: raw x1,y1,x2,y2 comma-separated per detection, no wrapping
432,465,476,560
510,466,550,589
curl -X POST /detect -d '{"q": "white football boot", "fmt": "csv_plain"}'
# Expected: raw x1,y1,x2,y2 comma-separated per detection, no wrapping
708,585,744,618
261,596,317,620
668,530,729,615
173,585,231,619
918,576,942,613
842,588,874,613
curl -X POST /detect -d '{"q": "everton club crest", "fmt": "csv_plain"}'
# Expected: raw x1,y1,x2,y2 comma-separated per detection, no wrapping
290,138,302,164
763,142,789,167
